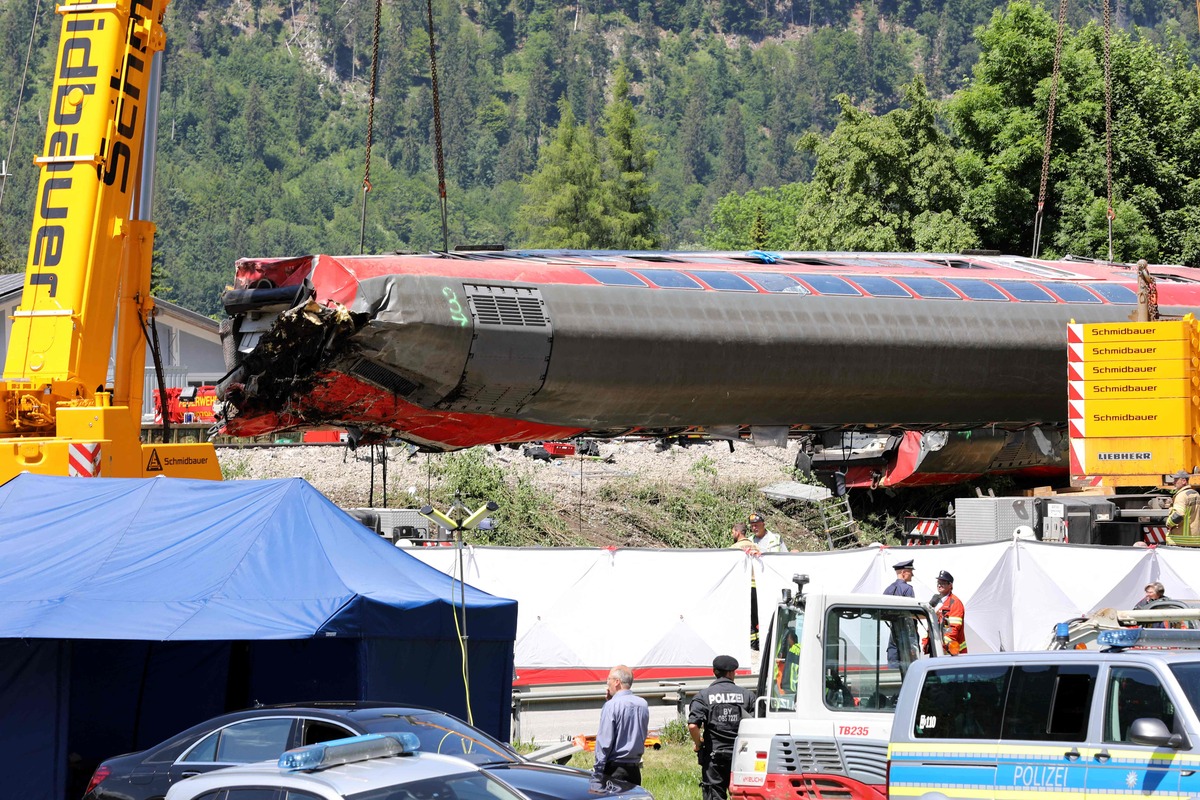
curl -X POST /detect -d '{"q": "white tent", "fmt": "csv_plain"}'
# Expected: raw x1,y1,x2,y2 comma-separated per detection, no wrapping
410,541,1200,679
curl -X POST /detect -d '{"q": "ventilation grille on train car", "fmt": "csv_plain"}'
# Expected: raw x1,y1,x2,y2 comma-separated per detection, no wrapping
465,285,548,327
350,358,420,397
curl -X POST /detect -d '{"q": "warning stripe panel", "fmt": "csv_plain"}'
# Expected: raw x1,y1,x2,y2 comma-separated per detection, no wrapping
67,443,101,477
1143,526,1169,544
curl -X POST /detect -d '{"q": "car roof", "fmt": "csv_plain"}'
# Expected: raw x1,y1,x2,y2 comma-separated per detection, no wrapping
165,750,478,800
915,649,1200,667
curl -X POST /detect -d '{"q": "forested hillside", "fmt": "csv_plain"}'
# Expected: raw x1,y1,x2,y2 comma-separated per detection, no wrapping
2,0,1200,316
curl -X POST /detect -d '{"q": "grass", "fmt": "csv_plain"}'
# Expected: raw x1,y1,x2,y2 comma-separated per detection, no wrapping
566,741,700,800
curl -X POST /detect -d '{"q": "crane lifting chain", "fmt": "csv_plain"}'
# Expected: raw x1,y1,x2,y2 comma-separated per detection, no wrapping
358,0,382,254
426,0,449,252
1031,0,1071,259
1033,0,1117,262
1102,0,1115,262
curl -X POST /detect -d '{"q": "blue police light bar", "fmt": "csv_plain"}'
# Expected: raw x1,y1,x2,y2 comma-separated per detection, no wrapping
278,733,421,771
1097,628,1200,649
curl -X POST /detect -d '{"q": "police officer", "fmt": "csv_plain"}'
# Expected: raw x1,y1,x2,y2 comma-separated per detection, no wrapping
689,655,756,800
884,559,915,598
883,559,916,668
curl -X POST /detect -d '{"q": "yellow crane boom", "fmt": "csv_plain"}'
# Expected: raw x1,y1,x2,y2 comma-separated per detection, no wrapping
0,0,219,480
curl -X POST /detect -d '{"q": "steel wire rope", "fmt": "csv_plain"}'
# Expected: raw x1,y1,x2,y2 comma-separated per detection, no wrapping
1032,0,1071,258
357,0,383,254
425,0,449,252
1102,0,1115,262
0,0,45,216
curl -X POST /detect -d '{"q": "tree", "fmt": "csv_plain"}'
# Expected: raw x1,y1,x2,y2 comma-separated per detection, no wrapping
704,183,807,249
792,79,978,251
0,237,21,274
517,101,607,248
947,1,1200,262
714,99,749,196
601,63,659,249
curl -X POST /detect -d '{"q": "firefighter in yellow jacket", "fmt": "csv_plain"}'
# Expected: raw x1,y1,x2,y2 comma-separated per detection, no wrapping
1166,470,1200,544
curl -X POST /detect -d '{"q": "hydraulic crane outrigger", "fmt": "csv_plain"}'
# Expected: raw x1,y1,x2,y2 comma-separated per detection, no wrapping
0,0,219,480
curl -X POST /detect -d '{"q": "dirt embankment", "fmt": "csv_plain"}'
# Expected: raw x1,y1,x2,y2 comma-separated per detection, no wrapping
217,440,806,547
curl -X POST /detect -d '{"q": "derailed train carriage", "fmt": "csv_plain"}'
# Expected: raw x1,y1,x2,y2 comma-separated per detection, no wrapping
215,250,1200,487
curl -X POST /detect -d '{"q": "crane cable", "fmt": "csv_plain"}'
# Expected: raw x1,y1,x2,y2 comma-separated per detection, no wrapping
1031,0,1070,259
0,0,44,216
1102,0,1115,262
357,0,382,254
426,0,449,252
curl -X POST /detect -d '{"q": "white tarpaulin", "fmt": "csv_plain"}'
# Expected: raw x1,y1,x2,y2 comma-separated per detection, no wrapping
409,547,752,680
409,541,1199,677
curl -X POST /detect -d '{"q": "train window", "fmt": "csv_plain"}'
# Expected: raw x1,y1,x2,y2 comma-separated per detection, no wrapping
945,279,1006,301
994,282,1055,302
1089,284,1138,304
899,278,958,299
743,273,810,294
1043,282,1102,303
580,268,647,287
852,277,912,298
697,272,756,291
636,269,703,289
795,275,862,296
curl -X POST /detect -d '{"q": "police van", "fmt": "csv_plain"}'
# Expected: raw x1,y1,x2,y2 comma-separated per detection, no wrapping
887,628,1200,799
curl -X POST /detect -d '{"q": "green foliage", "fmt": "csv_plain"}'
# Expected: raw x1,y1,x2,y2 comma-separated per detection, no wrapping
424,448,577,545
946,1,1200,261
4,0,1200,324
659,714,690,745
640,741,704,800
220,453,253,480
704,184,807,249
600,62,660,248
517,101,607,247
792,78,979,251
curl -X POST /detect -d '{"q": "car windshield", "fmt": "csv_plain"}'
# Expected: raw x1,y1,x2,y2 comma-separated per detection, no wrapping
359,713,519,766
350,770,523,800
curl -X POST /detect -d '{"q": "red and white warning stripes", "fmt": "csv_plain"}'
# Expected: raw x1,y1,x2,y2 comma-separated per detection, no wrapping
1143,526,1169,545
905,519,940,545
1066,332,1103,484
1067,327,1086,441
67,443,101,477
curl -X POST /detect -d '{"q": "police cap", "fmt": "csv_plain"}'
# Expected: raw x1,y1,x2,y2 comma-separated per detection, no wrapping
936,570,954,584
713,655,739,672
893,559,914,571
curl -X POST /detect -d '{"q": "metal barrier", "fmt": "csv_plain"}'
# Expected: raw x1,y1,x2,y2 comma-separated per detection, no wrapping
510,675,759,744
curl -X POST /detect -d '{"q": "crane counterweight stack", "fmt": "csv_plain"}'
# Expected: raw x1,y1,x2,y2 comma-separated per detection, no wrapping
0,0,218,480
1068,317,1200,488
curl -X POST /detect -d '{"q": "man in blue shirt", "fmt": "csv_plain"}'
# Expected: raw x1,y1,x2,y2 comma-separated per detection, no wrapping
593,665,650,787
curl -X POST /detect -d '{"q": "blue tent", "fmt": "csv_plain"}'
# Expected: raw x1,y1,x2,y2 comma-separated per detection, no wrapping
0,473,517,800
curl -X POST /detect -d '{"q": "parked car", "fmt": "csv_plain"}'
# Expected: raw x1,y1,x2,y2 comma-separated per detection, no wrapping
83,702,652,800
164,732,562,800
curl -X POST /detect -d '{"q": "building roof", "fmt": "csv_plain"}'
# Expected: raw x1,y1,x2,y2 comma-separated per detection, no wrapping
0,272,218,332
0,272,24,298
